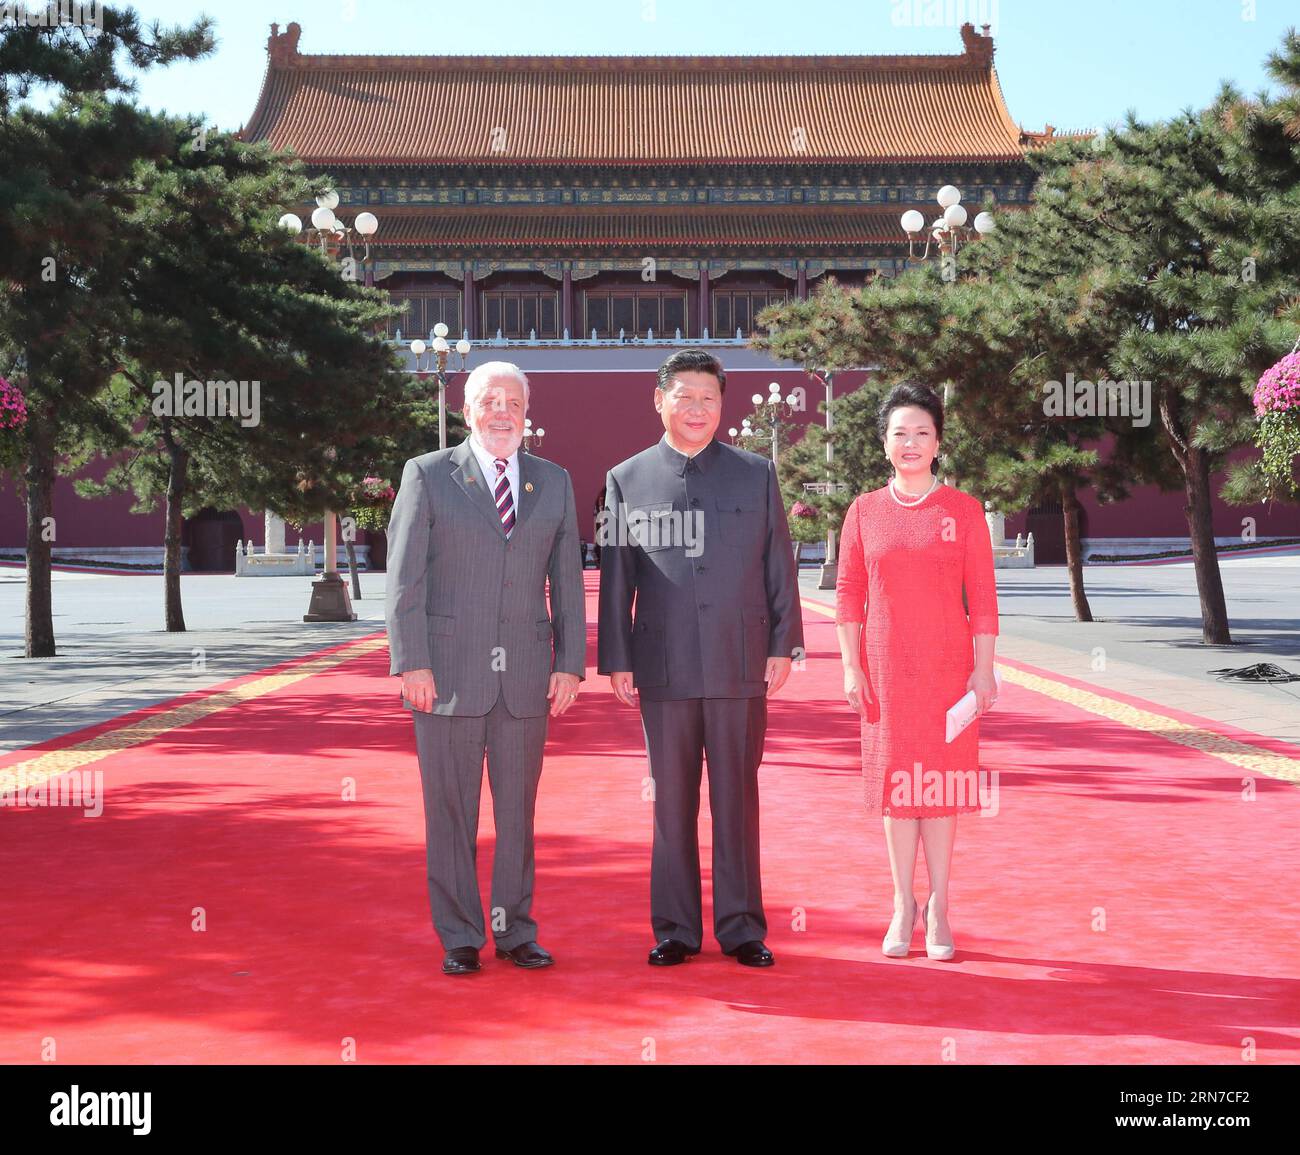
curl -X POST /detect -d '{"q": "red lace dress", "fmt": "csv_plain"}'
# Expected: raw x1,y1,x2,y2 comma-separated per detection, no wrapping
835,483,999,818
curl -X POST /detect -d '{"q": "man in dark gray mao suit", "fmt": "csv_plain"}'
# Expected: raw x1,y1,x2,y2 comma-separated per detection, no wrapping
598,349,804,968
386,361,586,976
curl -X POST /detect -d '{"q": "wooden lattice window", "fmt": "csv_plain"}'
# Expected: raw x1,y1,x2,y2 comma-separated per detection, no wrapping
481,290,560,339
713,289,790,337
387,292,462,341
583,289,688,338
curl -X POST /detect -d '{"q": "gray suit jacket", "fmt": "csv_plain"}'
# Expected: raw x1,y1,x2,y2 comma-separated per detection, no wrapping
597,435,804,701
385,439,586,718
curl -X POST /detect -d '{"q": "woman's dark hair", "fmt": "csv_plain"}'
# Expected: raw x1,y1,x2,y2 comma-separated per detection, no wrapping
657,349,726,394
877,383,944,474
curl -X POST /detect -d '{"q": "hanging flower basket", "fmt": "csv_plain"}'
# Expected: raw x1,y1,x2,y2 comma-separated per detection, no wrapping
1253,350,1300,496
350,474,397,532
0,376,27,432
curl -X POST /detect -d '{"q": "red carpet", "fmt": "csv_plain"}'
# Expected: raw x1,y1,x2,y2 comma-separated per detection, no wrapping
2,573,1298,1064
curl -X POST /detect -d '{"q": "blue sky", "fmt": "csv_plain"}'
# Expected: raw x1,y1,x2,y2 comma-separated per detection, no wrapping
58,0,1300,133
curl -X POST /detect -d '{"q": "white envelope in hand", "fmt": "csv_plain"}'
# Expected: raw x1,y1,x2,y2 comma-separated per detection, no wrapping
945,670,1002,743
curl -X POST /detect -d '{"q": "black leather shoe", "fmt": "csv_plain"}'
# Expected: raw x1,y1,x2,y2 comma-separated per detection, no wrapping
442,946,481,975
724,940,775,967
494,941,554,969
648,939,701,966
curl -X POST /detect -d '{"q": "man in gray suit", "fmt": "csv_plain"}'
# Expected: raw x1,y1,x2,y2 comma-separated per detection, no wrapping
598,349,804,968
386,361,586,976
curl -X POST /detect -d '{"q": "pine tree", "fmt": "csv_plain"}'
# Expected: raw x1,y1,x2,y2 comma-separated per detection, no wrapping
759,30,1300,641
1034,71,1300,642
77,120,408,630
0,9,214,655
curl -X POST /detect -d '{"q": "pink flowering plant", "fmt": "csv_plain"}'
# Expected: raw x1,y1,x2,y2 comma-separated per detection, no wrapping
1253,350,1300,495
350,474,397,531
0,376,28,469
0,376,26,430
787,497,825,546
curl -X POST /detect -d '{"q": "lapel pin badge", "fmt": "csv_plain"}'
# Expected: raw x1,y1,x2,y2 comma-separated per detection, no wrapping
525,482,534,492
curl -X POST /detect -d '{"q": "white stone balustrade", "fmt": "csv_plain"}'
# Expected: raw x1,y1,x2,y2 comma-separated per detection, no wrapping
985,502,1035,569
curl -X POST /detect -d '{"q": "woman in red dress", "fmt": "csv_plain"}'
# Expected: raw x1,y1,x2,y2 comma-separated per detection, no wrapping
835,384,999,961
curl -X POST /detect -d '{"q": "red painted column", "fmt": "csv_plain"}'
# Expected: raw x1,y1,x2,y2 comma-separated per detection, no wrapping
698,267,710,338
463,266,476,339
797,262,807,300
562,264,573,338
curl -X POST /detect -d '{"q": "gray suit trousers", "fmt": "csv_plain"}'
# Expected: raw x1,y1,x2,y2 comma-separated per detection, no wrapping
412,690,549,951
640,696,768,952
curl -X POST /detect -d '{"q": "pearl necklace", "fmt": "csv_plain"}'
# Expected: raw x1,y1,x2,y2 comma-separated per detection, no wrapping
889,475,939,507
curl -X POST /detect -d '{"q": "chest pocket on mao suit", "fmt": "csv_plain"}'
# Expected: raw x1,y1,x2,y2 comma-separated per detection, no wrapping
714,495,764,548
629,501,677,553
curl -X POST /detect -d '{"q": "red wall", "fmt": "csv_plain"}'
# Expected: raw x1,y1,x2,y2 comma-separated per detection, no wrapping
999,446,1300,541
480,367,870,541
4,371,1298,551
0,458,166,551
0,464,314,560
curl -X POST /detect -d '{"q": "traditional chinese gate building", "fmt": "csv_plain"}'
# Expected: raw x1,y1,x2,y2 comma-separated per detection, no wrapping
242,20,1040,345
3,22,1294,564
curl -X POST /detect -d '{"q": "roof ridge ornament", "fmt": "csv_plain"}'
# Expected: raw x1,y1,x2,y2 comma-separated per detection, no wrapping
268,21,302,65
959,22,994,68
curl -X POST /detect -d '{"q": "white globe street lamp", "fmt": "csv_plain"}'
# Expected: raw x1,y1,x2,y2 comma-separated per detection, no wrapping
299,190,380,263
284,188,386,624
899,185,995,273
745,383,801,468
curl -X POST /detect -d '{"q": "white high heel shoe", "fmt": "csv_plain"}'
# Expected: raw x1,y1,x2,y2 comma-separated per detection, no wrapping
921,899,956,961
881,901,919,957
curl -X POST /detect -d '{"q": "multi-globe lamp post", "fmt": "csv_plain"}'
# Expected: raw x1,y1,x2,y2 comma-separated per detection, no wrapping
522,418,546,453
806,369,841,590
280,189,379,276
409,323,472,451
278,188,379,623
729,381,801,468
899,186,995,488
900,185,995,280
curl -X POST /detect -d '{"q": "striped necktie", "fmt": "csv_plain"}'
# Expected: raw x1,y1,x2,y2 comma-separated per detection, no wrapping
493,457,515,537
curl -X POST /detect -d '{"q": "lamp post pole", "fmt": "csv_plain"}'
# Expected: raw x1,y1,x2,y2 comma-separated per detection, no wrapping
814,369,838,589
899,188,995,495
279,188,378,623
728,381,800,471
410,324,472,450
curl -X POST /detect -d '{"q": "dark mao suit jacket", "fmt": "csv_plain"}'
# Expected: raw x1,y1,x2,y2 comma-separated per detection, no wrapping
597,435,804,694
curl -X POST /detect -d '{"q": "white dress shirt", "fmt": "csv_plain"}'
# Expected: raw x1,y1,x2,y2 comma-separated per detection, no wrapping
469,435,520,514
